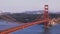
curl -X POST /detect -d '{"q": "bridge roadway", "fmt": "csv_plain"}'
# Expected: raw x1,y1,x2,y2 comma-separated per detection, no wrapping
0,20,48,34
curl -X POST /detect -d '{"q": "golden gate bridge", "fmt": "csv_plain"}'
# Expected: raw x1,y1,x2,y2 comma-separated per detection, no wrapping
0,5,55,34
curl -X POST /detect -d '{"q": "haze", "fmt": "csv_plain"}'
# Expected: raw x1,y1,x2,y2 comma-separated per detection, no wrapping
0,0,60,13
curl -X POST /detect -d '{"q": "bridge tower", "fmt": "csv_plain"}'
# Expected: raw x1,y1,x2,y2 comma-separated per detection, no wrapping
44,5,49,28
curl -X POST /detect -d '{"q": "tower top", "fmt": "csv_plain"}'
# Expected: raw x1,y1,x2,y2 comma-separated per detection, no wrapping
44,5,48,8
45,5,48,6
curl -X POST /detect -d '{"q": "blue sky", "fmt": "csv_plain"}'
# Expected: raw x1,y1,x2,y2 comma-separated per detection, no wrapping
0,0,60,13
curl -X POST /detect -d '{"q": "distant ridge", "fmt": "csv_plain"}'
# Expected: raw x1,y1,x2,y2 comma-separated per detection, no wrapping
22,10,44,14
22,10,60,14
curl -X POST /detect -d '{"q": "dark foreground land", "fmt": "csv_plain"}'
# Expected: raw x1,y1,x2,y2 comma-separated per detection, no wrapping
0,13,60,23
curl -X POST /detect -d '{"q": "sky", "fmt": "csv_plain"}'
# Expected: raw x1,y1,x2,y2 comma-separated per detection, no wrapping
0,0,60,13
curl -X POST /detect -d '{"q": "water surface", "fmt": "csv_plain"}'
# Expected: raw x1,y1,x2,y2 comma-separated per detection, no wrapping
0,20,60,34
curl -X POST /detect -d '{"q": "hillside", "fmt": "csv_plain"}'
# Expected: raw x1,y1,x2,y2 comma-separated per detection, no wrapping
0,11,60,23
